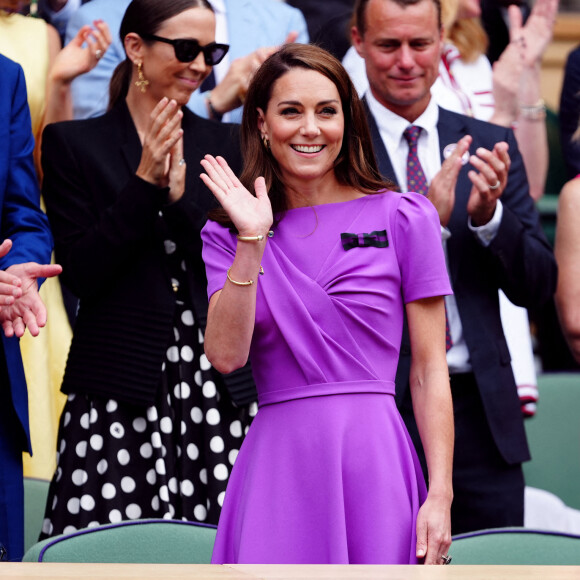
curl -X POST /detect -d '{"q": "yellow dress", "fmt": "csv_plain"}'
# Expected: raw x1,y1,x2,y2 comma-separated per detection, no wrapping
0,11,48,138
0,11,71,481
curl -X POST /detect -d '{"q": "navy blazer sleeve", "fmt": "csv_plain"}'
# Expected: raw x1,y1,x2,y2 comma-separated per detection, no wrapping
486,128,558,308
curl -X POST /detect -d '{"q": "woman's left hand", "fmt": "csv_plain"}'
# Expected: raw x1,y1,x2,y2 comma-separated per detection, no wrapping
136,98,184,188
415,493,452,565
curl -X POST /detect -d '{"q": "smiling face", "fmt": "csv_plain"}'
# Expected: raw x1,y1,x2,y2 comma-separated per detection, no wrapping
257,68,345,197
128,7,215,106
352,0,443,122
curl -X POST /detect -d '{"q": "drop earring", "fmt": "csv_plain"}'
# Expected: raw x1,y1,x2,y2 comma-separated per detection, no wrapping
262,134,270,151
135,62,149,93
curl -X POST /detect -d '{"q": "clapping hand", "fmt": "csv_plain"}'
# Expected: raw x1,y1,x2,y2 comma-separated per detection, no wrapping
0,240,62,338
0,240,23,307
466,142,511,226
136,98,185,202
200,155,273,237
428,135,472,226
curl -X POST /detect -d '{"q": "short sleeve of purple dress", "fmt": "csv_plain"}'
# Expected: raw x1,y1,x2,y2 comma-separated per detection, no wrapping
201,191,452,564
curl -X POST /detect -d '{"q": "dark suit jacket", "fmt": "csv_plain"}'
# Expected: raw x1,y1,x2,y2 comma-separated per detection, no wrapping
366,103,557,466
560,45,580,180
41,101,252,406
0,54,54,454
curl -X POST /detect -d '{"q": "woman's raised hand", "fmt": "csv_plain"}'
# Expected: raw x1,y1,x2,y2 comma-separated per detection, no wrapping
136,98,184,190
50,20,112,85
200,155,273,236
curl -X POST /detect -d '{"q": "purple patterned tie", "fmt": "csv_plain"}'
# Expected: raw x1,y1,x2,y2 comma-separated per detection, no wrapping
403,126,453,351
403,125,429,197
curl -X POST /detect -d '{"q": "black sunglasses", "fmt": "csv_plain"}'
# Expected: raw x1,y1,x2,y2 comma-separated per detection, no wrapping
142,34,229,65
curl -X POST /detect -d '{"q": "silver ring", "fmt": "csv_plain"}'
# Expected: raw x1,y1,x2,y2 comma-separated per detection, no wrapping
95,49,103,60
178,158,186,166
489,180,501,190
441,554,452,565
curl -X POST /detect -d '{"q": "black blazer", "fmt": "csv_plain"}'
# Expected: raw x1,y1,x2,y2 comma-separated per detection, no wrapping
366,103,557,466
41,101,252,406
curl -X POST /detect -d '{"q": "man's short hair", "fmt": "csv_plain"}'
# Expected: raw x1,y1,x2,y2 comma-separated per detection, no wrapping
353,0,442,37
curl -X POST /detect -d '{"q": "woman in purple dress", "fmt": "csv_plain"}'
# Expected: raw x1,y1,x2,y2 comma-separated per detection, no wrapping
200,43,453,565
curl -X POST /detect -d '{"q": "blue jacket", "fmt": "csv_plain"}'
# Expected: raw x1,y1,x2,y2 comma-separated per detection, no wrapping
0,54,54,454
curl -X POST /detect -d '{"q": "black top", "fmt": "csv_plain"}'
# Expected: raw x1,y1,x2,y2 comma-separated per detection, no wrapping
41,101,254,406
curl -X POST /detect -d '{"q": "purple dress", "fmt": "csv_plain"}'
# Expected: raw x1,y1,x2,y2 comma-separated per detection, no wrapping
201,191,452,564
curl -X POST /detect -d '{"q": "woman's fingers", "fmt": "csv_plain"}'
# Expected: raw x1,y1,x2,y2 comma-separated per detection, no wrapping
215,156,243,189
146,99,184,159
200,156,230,193
254,176,268,200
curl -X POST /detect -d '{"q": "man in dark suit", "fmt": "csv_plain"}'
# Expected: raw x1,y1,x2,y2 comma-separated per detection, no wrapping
351,0,557,534
0,53,62,562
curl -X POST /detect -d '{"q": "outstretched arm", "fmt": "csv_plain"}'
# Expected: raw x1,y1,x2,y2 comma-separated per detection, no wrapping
45,19,112,126
510,0,556,201
489,0,557,201
407,296,453,565
200,155,273,373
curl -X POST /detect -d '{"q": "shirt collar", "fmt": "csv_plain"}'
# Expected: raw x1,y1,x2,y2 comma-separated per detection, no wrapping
365,90,440,146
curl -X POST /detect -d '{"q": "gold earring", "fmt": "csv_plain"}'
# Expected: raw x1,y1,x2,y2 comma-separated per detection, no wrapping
135,62,149,93
262,135,270,151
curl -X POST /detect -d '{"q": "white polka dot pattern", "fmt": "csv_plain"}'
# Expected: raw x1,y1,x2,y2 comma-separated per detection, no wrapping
39,239,255,539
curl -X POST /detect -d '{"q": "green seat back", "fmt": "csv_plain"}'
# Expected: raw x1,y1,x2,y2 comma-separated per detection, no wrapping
23,478,50,554
450,528,580,565
22,519,217,563
522,372,580,509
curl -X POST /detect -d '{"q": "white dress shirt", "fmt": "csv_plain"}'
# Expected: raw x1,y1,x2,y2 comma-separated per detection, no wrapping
365,91,503,373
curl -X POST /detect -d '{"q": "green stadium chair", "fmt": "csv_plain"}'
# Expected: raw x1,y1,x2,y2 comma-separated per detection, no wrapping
22,518,216,563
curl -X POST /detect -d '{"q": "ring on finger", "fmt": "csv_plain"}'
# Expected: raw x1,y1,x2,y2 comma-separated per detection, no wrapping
441,554,452,565
489,180,501,190
178,158,186,166
95,49,104,60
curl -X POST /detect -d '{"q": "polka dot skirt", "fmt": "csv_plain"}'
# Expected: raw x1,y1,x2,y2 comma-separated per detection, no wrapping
40,240,256,539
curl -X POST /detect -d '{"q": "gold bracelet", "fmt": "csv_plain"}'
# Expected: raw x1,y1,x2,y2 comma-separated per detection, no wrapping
226,266,264,287
237,234,264,242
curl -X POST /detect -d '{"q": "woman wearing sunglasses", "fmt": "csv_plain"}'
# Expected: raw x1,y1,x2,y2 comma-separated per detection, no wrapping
39,0,256,538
